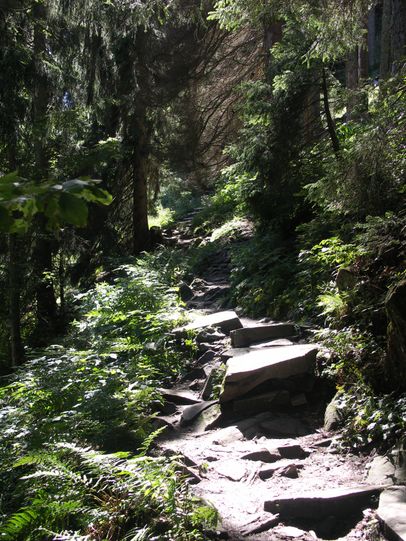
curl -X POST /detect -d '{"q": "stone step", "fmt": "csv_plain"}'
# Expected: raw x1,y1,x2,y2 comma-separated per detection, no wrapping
264,485,384,519
230,323,296,348
232,389,291,415
220,344,318,402
177,310,242,334
377,486,406,541
221,339,295,360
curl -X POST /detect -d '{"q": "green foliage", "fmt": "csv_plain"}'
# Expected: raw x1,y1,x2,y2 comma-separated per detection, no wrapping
331,388,406,451
0,443,214,541
0,172,112,233
0,255,213,539
229,229,297,318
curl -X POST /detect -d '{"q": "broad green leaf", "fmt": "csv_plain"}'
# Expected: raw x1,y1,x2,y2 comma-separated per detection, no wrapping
58,192,88,227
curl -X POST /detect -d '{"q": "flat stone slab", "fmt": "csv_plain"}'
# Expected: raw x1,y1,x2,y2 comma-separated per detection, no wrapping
377,486,406,541
222,339,295,359
178,310,242,334
220,345,318,402
230,323,296,347
264,485,383,518
159,388,201,405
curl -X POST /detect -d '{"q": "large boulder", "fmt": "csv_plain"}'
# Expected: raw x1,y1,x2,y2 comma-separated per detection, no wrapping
220,344,318,402
386,280,406,390
377,486,406,541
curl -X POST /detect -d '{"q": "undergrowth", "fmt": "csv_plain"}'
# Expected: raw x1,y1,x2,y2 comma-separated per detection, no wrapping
0,251,216,540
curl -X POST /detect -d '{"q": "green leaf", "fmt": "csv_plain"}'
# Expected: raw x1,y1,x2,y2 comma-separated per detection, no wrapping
58,192,88,227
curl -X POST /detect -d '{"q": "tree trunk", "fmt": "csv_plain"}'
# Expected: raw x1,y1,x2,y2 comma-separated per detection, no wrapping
302,70,321,145
263,19,282,83
346,48,359,118
8,235,25,368
132,28,151,254
132,110,150,254
322,68,340,156
380,0,392,79
391,0,406,73
32,1,58,341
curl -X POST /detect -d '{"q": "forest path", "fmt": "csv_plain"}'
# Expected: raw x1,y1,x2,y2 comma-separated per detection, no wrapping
157,213,386,541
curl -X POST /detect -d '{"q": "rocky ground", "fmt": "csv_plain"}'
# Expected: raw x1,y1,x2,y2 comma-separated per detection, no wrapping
154,213,405,541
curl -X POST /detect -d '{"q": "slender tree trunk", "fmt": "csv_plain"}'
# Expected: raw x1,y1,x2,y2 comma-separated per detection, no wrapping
303,70,321,145
132,109,150,254
8,235,25,368
32,1,58,342
380,0,392,79
346,48,359,118
391,0,406,72
322,68,340,156
263,18,282,83
132,28,151,254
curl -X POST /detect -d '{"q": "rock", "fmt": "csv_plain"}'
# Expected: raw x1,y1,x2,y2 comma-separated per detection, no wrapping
377,486,406,541
182,366,208,381
386,280,406,391
241,514,280,536
291,393,307,407
201,366,223,400
275,526,308,538
213,459,248,481
189,379,202,391
241,448,281,463
279,464,299,478
230,323,296,347
367,456,398,485
157,401,179,415
220,345,318,402
233,390,291,415
324,393,343,431
336,268,358,291
179,282,194,301
196,350,216,365
159,388,201,405
367,447,406,485
178,310,243,334
260,417,311,437
259,460,304,480
196,330,226,343
181,400,218,425
251,338,295,348
199,403,224,431
312,438,332,448
264,485,384,518
277,443,310,459
177,464,202,485
149,225,164,247
213,426,245,445
152,416,177,431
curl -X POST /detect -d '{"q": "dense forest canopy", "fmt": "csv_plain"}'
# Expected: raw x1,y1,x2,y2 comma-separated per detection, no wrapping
0,0,405,539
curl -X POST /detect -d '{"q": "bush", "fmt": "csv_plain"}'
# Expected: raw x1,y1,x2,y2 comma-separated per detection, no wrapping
0,255,213,540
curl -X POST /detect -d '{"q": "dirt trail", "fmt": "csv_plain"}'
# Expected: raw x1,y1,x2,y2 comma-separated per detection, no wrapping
157,213,385,541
